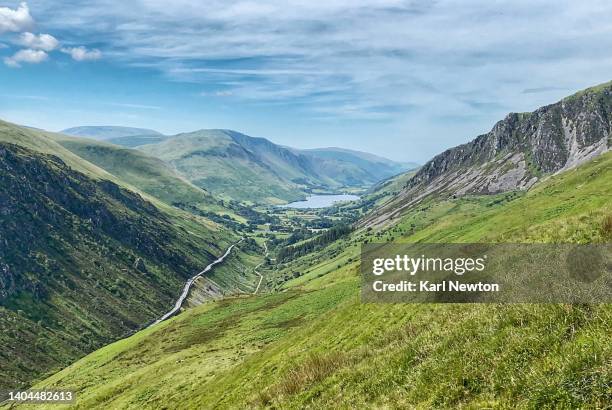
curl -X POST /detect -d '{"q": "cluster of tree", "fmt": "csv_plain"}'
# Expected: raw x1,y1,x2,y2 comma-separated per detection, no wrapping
173,203,244,231
226,200,280,225
276,224,353,262
303,217,334,229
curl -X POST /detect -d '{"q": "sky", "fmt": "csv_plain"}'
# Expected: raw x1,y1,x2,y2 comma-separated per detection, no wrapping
1,1,612,162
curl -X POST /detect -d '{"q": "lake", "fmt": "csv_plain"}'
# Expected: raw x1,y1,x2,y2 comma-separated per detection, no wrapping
282,194,360,209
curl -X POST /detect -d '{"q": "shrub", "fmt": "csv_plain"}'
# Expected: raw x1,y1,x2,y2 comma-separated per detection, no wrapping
601,215,612,239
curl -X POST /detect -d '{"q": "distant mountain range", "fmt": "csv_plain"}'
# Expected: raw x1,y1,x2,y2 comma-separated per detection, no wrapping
62,126,163,141
60,127,417,204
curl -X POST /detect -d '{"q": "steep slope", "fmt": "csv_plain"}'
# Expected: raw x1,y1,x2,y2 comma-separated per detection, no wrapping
137,129,411,204
61,126,163,141
0,120,123,179
48,134,222,212
364,81,612,226
0,137,236,391
139,130,317,204
23,150,612,409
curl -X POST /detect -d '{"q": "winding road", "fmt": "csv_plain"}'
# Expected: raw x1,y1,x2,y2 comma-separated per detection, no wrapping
253,241,268,294
149,239,243,327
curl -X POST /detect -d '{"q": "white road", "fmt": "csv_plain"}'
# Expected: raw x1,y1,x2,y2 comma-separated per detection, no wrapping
149,239,243,327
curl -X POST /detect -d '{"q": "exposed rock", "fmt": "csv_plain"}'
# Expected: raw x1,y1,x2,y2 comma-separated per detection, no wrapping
133,257,148,273
363,81,612,227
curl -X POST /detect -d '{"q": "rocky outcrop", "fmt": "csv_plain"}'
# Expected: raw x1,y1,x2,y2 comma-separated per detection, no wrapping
363,81,612,227
407,82,611,197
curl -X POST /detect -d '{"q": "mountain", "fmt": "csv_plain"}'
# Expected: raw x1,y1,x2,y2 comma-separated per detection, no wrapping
301,147,417,170
134,129,412,204
48,134,223,213
0,121,242,391
26,146,612,408
61,126,163,141
137,129,310,204
363,80,612,226
22,82,612,409
296,147,417,187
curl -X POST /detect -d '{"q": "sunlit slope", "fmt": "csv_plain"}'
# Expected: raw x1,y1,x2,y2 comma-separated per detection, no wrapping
0,120,121,180
50,134,222,211
138,129,412,204
139,130,308,204
25,152,612,409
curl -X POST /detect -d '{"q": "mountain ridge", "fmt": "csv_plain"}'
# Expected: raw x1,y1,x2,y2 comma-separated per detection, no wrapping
363,80,612,227
61,126,163,141
132,128,412,203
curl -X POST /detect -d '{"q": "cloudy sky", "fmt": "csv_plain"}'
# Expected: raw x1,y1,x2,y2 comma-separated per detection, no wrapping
1,1,611,162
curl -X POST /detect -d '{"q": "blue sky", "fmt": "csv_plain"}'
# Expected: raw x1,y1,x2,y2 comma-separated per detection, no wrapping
1,1,612,162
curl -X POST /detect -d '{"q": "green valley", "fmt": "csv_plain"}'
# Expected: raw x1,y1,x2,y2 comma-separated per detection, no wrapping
1,81,611,409
114,128,412,204
18,147,612,410
0,121,254,392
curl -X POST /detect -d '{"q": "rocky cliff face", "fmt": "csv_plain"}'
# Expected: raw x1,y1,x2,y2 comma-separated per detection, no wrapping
363,81,612,226
408,82,611,196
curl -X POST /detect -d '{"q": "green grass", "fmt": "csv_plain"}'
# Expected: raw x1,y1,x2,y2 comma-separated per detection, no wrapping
16,152,612,408
51,135,220,210
0,123,244,391
138,130,307,204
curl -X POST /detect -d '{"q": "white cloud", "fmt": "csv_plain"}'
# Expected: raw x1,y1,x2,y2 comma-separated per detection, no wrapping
18,32,59,51
0,2,33,33
12,0,612,159
4,48,48,67
61,46,102,61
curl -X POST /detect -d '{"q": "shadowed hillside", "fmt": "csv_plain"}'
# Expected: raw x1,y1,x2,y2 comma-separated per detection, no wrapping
0,138,236,390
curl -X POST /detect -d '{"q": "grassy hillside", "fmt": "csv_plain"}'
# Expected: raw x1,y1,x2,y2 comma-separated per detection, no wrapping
139,130,313,204
0,120,123,180
21,152,612,409
49,134,224,212
137,129,411,204
0,117,267,392
0,141,240,392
